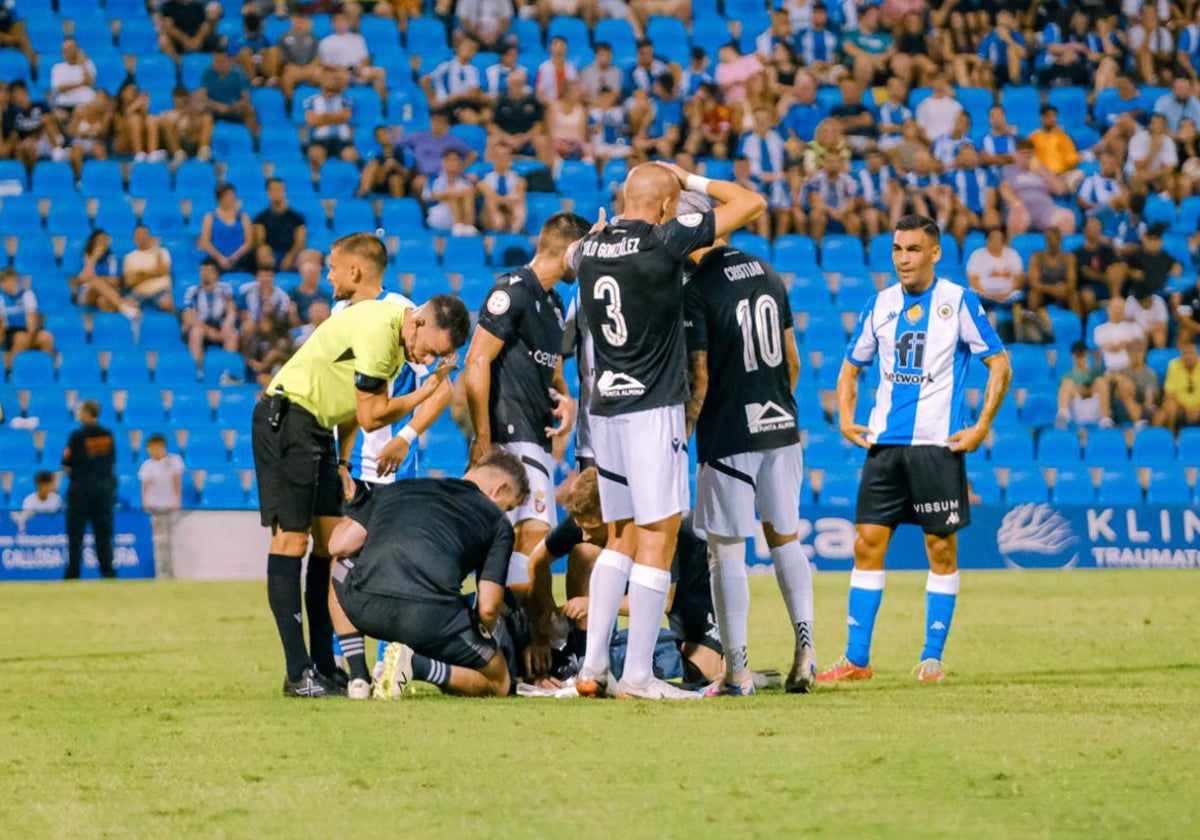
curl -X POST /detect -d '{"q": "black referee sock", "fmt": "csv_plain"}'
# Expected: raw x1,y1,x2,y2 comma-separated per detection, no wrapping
337,633,371,682
304,554,337,677
267,553,310,682
411,654,451,688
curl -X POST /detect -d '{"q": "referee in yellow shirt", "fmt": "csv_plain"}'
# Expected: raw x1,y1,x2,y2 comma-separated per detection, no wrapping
252,232,469,697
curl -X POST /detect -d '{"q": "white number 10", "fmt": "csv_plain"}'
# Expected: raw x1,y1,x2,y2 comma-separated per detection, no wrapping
735,296,782,372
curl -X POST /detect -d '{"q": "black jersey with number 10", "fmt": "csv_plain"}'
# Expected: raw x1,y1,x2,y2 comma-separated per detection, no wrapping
574,210,717,417
684,246,799,463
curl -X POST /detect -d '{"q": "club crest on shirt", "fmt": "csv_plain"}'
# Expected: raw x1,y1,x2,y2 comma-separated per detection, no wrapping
678,212,703,228
937,303,953,320
533,490,546,514
487,290,510,315
905,303,924,324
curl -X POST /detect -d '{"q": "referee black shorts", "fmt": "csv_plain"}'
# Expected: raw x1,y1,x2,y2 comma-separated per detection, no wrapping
332,560,498,671
251,397,343,532
855,445,970,537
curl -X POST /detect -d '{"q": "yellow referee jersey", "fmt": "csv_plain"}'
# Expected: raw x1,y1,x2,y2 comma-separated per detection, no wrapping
268,299,408,428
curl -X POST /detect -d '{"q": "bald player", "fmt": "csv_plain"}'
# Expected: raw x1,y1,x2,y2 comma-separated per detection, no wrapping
570,162,767,699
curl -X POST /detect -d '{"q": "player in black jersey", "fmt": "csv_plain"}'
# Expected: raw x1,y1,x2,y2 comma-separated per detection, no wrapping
570,161,767,700
464,212,591,594
326,450,530,699
684,235,816,696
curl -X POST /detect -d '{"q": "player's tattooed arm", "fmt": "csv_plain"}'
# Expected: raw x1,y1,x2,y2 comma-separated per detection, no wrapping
685,350,709,439
837,360,872,449
949,350,1011,453
464,324,506,465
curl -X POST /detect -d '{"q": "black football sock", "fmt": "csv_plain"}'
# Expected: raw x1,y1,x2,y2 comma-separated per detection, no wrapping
304,554,336,676
337,633,370,682
411,654,451,688
567,627,588,659
266,553,310,682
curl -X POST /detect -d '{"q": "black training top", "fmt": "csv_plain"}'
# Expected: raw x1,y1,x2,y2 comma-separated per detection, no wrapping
685,246,799,463
476,266,566,449
573,210,717,416
62,424,117,495
347,478,514,602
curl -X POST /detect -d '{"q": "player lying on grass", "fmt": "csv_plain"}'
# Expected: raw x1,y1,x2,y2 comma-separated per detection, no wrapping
326,450,530,699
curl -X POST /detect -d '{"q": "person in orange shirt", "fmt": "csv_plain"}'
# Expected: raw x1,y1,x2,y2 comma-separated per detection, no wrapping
1029,104,1080,177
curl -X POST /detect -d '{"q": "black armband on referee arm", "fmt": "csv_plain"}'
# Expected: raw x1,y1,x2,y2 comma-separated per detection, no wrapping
354,373,388,393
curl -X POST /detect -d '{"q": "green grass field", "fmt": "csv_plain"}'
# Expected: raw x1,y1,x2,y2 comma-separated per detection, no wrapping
2,571,1198,839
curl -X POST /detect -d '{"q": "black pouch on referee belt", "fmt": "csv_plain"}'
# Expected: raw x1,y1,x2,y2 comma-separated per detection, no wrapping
266,388,289,431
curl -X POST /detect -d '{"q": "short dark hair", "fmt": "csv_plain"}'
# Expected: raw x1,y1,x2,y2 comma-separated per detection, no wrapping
595,41,612,52
9,79,25,92
147,433,167,446
266,177,283,190
200,256,220,270
540,211,591,252
477,449,531,505
1040,105,1057,115
34,471,54,485
216,183,237,201
1070,340,1089,355
333,232,388,277
894,214,939,240
427,294,471,348
690,46,706,62
79,399,101,420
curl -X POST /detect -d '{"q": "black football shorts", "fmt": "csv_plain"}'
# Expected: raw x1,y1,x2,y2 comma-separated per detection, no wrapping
251,398,343,532
855,445,970,537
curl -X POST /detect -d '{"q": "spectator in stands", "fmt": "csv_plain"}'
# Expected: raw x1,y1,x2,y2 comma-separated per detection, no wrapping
793,3,842,85
423,35,489,125
890,11,938,89
841,5,894,87
1029,105,1080,181
1127,224,1182,301
239,258,295,342
113,83,166,164
278,12,323,103
545,81,590,162
1125,112,1178,196
74,229,131,315
967,227,1026,337
1028,228,1081,326
1077,150,1123,221
1154,77,1200,133
318,12,387,99
1075,215,1125,314
303,69,358,172
139,433,184,579
253,179,307,272
1128,3,1174,86
291,298,330,347
535,36,579,104
158,0,221,64
1157,340,1200,433
628,74,681,160
856,146,902,234
0,267,52,368
939,9,982,88
683,81,734,161
228,11,281,86
1037,8,1092,88
49,40,96,116
401,109,476,195
979,104,1018,170
914,75,962,147
875,76,911,152
160,86,214,163
455,0,513,53
1094,297,1145,376
0,1,35,70
581,43,623,101
288,252,332,324
122,225,175,315
628,39,672,96
1056,341,1109,429
1126,288,1170,350
484,42,520,96
200,184,256,273
490,67,547,160
930,111,974,169
1108,341,1160,429
4,80,62,171
715,43,767,116
977,9,1027,87
424,148,479,235
803,153,861,242
478,143,527,233
21,471,62,516
999,140,1076,237
631,0,690,32
182,257,239,367
740,105,794,237
829,76,877,155
945,144,999,243
779,72,821,153
535,0,598,30
358,125,413,197
590,86,631,165
64,91,113,179
1171,273,1200,341
62,399,117,580
200,49,260,138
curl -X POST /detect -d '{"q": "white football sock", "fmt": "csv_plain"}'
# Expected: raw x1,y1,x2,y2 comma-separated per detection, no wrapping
505,552,531,586
621,564,672,686
708,535,751,683
581,549,632,676
770,540,814,650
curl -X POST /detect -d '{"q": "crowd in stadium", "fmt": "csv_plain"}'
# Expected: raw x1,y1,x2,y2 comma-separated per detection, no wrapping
0,0,1198,523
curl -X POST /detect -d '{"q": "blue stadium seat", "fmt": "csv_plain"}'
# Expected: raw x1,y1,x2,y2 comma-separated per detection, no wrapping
1006,469,1049,504
406,17,452,69
967,468,1001,504
594,19,638,68
1146,469,1192,505
989,429,1036,465
730,232,771,263
1036,428,1081,466
31,162,76,200
449,124,487,159
1000,87,1041,135
175,160,217,197
1179,428,1200,466
1162,232,1192,267
105,350,152,386
1009,232,1045,267
119,390,167,428
133,53,174,91
317,160,360,199
0,159,26,191
386,84,430,130
0,431,39,470
203,350,247,385
1146,348,1178,382
1096,467,1142,505
345,86,383,127
1144,193,1177,228
56,351,104,387
183,430,232,469
59,0,103,19
46,201,91,237
380,198,424,234
91,313,136,349
956,86,995,128
1131,427,1176,466
0,50,32,85
194,471,248,509
1022,392,1057,429
360,16,400,54
1045,306,1082,349
181,52,213,90
736,12,770,54
79,160,124,197
1051,469,1095,504
1175,195,1200,235
443,237,487,271
259,125,303,162
547,16,592,66
820,235,865,269
525,194,563,234
1008,344,1053,385
507,17,542,53
646,16,690,66
692,18,731,59
142,201,186,234
330,198,375,235
774,235,818,272
155,353,201,385
212,123,255,161
555,160,598,193
489,233,532,267
93,199,138,238
24,18,63,58
1046,87,1087,128
866,233,892,271
1084,429,1129,466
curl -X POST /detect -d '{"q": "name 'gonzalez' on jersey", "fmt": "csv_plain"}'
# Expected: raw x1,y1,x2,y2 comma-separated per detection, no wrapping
846,277,1004,447
573,209,717,417
477,266,566,450
684,246,799,464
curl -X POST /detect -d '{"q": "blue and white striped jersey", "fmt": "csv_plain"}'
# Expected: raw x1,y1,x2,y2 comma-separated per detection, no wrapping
845,278,1004,447
332,291,425,483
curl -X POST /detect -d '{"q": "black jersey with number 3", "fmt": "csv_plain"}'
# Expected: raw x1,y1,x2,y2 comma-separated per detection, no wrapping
574,210,717,416
684,246,799,463
476,267,566,449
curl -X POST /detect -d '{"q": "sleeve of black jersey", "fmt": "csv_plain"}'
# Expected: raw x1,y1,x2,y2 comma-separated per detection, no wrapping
475,278,526,342
656,209,717,261
479,515,516,588
682,279,708,353
343,483,376,529
764,263,794,330
543,517,585,559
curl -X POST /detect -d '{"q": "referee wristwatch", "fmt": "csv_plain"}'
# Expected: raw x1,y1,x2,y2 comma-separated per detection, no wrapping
337,458,352,470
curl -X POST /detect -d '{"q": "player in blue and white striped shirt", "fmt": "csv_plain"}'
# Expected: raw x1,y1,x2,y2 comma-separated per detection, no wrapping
818,215,1011,685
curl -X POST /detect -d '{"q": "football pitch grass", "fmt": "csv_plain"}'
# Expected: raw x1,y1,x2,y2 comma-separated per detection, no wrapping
1,571,1198,839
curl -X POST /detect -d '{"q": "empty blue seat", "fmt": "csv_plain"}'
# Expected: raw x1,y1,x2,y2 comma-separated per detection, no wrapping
212,123,255,161
46,201,91,237
443,237,487,271
1096,467,1143,505
345,86,383,127
646,16,690,66
1006,469,1049,504
194,472,248,509
175,160,217,197
1084,429,1129,465
820,235,865,269
0,50,33,85
489,233,532,267
1046,87,1087,128
32,162,76,199
181,53,213,90
867,233,892,270
1146,470,1192,505
449,124,487,159
183,430,232,469
1009,232,1045,267
203,350,247,385
79,160,124,197
406,17,451,68
1180,428,1200,466
57,351,104,387
555,159,598,193
259,126,303,162
1008,344,1053,385
93,197,138,235
154,353,201,385
329,198,374,235
524,194,563,234
379,198,424,235
142,201,186,234
1051,469,1095,504
594,19,637,67
1000,87,1041,135
774,235,818,272
128,161,172,199
317,160,360,199
105,351,152,386
1132,427,1176,466
0,431,39,470
989,430,1036,465
9,352,56,386
967,468,1001,504
91,314,136,349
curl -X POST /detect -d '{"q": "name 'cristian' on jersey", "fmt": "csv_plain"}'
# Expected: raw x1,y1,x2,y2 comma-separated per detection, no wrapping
580,238,642,259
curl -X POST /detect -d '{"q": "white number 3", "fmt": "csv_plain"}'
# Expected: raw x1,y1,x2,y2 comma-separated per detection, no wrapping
594,275,628,347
